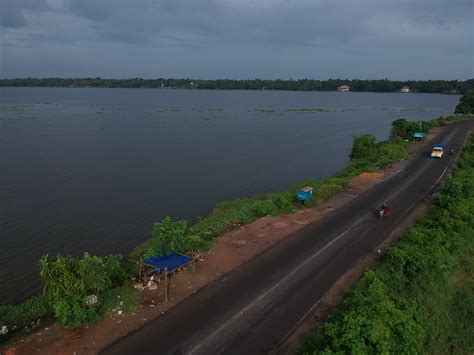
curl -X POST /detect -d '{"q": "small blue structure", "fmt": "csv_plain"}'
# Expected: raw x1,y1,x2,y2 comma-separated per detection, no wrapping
412,132,426,141
297,186,314,203
143,252,193,301
144,252,192,273
433,144,445,149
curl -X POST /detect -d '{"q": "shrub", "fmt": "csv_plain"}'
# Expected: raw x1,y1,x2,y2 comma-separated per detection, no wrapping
52,295,101,326
99,286,141,315
350,134,378,160
144,217,189,258
455,89,474,114
0,295,51,335
377,137,411,165
252,200,277,216
182,235,213,253
39,253,132,326
390,118,422,138
139,217,212,259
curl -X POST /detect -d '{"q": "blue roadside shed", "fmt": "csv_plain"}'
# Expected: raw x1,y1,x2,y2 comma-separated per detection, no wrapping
143,252,193,301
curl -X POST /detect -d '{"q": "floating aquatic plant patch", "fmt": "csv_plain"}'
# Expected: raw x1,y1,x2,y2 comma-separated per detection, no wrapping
254,109,275,112
285,108,330,112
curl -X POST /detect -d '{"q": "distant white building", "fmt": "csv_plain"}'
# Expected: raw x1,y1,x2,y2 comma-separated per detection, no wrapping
337,84,351,92
400,85,410,93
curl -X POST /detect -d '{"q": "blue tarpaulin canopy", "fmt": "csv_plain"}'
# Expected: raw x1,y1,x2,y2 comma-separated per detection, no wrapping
144,252,192,273
433,144,445,149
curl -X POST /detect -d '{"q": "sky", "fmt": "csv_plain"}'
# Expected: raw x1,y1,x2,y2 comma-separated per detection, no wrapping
0,0,473,80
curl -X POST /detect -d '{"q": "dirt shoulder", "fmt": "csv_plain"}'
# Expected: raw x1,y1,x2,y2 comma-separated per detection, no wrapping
2,127,445,355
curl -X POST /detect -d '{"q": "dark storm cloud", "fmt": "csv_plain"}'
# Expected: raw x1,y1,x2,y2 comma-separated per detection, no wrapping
1,0,472,79
0,0,51,28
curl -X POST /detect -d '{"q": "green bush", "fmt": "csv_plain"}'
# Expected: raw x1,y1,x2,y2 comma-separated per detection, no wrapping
50,286,141,327
390,118,423,138
348,134,411,174
0,295,51,336
135,217,212,259
52,295,101,326
377,137,411,165
39,253,133,326
182,235,212,253
350,134,378,160
99,286,141,315
145,217,189,258
389,115,464,139
455,89,474,114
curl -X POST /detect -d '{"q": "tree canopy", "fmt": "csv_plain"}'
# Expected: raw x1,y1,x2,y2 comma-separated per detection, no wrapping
455,89,474,114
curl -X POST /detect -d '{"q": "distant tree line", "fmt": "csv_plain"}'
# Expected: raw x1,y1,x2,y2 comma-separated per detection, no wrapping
0,77,473,93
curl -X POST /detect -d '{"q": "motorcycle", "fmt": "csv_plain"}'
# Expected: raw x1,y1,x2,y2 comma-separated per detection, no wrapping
379,207,391,220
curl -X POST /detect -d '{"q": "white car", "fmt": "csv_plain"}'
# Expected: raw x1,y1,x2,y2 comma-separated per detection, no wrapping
431,145,444,158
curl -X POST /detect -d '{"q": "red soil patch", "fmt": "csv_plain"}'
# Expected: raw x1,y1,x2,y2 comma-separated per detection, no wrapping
349,172,384,190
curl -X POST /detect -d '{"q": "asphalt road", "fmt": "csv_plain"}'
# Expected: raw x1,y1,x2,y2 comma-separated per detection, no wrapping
102,121,473,355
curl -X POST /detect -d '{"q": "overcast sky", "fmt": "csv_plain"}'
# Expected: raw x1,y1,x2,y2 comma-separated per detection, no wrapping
1,0,473,80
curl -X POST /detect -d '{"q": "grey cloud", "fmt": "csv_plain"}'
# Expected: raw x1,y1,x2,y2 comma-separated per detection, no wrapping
0,10,25,28
0,0,472,79
0,0,51,28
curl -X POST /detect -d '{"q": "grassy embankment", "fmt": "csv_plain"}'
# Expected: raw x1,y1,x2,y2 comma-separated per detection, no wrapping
300,134,474,354
0,114,470,342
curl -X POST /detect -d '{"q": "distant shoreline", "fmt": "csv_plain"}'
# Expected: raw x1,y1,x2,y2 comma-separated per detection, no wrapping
1,78,472,94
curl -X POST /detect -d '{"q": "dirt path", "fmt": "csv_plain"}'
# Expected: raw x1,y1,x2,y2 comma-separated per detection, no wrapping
2,127,445,355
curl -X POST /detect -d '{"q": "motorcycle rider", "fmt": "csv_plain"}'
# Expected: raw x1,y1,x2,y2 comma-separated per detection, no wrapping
380,201,391,215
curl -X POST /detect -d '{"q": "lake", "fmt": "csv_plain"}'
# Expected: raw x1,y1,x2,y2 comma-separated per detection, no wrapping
0,88,459,305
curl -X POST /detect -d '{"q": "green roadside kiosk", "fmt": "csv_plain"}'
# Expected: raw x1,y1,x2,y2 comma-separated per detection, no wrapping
412,132,426,142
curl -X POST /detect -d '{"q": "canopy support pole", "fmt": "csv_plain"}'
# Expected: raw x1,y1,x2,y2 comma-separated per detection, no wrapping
166,271,173,303
164,267,168,302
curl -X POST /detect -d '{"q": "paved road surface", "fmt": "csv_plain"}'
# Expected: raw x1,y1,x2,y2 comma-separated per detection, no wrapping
102,121,473,355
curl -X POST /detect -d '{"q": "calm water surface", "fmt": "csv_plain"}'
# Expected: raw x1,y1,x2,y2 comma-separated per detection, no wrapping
0,88,459,304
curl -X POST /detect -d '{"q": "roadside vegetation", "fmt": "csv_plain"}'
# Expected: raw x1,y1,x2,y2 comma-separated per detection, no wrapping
455,89,474,114
1,113,472,343
0,254,139,342
300,134,474,354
